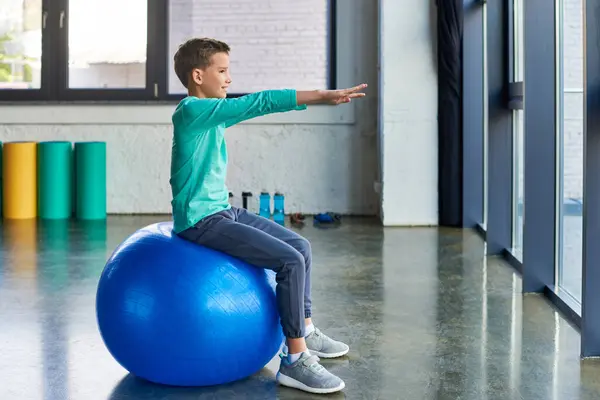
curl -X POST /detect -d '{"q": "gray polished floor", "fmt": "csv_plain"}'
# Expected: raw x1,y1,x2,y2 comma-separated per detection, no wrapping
2,216,600,400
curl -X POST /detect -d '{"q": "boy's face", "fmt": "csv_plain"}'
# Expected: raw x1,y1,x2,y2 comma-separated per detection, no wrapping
192,52,232,98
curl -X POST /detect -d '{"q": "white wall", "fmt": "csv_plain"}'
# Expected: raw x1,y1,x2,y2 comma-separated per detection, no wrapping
0,0,440,224
0,109,377,214
378,0,438,225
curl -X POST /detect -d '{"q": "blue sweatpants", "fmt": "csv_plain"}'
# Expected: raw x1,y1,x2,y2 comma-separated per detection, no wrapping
176,206,312,338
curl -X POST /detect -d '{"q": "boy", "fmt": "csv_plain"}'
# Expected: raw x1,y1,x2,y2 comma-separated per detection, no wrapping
170,37,367,394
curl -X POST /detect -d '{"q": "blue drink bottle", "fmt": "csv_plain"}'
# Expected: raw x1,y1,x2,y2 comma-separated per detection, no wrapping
259,192,271,218
273,192,285,224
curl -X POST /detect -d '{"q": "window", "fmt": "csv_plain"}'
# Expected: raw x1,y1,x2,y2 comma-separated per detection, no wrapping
511,0,525,260
0,0,42,90
556,0,584,303
67,0,147,89
168,0,331,95
0,0,336,102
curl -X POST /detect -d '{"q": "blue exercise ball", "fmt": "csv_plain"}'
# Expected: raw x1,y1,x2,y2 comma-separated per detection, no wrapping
96,221,284,387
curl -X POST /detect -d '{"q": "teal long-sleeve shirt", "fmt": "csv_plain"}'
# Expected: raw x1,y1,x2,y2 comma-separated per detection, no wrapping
170,89,307,233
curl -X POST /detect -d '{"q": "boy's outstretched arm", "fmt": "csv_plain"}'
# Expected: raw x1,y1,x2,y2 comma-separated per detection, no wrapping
181,89,301,129
181,84,368,130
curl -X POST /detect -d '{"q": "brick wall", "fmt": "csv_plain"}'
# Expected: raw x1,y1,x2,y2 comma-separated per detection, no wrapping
168,0,329,94
562,0,584,200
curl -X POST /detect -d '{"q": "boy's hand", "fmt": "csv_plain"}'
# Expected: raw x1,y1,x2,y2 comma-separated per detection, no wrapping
297,84,368,106
321,84,368,105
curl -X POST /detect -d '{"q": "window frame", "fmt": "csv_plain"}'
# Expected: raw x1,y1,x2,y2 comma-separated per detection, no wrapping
0,0,337,103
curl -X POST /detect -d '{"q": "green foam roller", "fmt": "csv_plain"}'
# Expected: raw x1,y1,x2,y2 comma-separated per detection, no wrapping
75,141,106,220
38,141,72,219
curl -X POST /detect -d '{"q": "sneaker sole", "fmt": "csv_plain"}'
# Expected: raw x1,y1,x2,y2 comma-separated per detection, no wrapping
309,347,350,358
276,373,346,394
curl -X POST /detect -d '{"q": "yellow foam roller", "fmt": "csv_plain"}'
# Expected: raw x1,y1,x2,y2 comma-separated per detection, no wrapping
3,141,37,219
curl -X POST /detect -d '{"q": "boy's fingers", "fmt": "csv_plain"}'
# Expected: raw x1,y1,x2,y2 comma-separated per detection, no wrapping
339,84,366,95
347,83,367,93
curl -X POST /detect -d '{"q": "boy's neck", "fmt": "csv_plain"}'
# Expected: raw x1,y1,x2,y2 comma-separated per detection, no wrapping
188,86,208,98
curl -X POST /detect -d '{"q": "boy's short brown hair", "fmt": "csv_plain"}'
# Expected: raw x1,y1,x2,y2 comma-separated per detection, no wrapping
173,38,231,88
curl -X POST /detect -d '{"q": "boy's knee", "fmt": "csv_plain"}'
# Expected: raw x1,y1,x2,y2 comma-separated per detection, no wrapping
281,249,306,275
294,238,311,260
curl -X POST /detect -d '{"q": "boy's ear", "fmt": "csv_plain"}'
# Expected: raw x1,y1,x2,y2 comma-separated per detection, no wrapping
191,68,203,85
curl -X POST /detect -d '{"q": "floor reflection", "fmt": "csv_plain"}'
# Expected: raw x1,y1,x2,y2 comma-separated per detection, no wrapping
0,217,599,399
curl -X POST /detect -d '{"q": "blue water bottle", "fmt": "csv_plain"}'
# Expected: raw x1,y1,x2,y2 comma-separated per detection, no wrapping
273,192,285,225
259,192,271,218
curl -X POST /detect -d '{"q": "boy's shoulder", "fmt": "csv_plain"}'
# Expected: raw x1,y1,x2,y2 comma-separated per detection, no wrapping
173,96,221,119
173,96,200,123
175,95,205,111
172,96,226,133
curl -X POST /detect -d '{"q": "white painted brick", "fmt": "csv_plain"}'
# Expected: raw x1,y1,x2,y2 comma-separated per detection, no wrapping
0,123,379,215
379,0,438,225
168,0,329,94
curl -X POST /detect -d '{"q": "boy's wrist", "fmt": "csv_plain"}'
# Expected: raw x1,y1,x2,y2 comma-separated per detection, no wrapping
316,90,328,103
296,89,327,106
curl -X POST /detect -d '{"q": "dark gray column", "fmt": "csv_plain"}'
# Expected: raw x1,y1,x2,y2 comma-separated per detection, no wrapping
521,0,557,293
581,0,600,358
462,0,485,228
485,0,512,254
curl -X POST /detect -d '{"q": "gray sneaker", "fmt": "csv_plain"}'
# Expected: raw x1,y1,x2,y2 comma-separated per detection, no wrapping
276,352,346,394
305,327,350,358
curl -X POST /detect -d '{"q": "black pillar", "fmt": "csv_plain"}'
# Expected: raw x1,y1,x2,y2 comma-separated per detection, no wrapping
437,0,464,227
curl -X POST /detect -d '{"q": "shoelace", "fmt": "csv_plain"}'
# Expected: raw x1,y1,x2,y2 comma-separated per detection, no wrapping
312,327,332,342
303,354,325,373
278,352,325,373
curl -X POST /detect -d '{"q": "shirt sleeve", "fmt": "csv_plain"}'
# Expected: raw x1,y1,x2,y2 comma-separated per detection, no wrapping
181,89,308,130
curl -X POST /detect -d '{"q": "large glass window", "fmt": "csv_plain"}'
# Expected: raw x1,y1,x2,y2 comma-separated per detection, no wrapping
68,0,147,89
511,0,525,260
0,0,335,101
0,0,42,89
556,0,583,302
168,0,330,95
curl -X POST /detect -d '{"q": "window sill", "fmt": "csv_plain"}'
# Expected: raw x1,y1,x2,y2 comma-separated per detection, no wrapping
0,103,355,125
